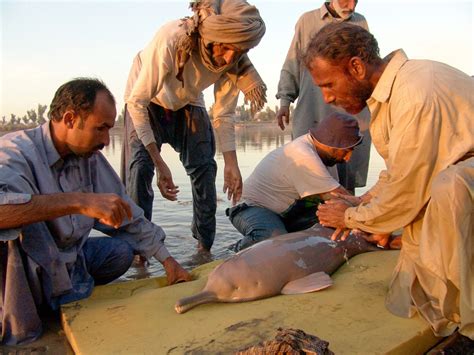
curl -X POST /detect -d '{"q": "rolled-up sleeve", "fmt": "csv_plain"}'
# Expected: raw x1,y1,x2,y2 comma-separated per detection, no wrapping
0,140,36,241
126,40,172,148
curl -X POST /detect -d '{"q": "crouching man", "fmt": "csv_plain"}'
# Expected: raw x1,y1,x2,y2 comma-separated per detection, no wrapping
227,112,364,251
0,78,191,345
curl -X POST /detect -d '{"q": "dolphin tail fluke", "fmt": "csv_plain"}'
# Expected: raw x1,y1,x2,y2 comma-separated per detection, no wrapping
281,272,333,295
175,291,217,314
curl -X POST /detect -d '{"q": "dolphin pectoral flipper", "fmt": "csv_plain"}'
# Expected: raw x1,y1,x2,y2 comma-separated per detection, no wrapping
281,272,333,295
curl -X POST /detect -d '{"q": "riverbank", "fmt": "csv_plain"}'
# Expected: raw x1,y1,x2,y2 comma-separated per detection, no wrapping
0,120,286,138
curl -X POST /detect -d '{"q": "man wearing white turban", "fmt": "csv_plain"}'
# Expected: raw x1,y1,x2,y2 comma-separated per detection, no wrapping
122,0,266,252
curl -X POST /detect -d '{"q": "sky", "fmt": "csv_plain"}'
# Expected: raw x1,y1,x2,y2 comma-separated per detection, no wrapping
1,0,473,119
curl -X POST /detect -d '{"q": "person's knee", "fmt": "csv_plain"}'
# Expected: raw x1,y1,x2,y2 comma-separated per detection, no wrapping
96,239,134,284
431,168,457,204
117,240,135,265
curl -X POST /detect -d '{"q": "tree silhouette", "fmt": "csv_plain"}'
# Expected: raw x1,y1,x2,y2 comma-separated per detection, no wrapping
116,107,125,126
27,109,38,124
38,104,47,124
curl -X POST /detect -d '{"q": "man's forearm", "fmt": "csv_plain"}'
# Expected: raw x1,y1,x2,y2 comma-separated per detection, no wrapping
222,150,239,167
0,193,82,229
145,142,166,170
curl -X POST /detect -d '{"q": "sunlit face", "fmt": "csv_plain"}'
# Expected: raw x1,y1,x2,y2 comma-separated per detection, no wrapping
331,0,357,19
211,43,246,67
66,91,116,157
308,57,372,115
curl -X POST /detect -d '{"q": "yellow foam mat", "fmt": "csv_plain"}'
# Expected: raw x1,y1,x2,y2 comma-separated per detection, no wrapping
61,250,439,354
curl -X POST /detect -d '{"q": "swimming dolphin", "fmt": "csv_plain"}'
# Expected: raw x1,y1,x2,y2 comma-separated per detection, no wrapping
175,224,379,314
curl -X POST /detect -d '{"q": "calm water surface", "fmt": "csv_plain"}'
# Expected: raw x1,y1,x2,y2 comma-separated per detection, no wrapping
98,124,385,281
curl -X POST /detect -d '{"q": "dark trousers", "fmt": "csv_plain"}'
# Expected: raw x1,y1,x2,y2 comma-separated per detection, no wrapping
126,103,217,250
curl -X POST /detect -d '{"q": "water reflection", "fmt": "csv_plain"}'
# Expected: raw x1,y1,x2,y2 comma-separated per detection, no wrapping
102,124,384,282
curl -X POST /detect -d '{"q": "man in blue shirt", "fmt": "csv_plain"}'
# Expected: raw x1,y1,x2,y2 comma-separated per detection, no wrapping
0,78,190,345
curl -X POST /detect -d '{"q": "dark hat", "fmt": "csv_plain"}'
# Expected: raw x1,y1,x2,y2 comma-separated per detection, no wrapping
309,112,363,149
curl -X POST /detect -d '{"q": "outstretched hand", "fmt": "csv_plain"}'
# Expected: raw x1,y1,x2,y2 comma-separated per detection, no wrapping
163,257,192,285
222,151,242,205
223,160,243,205
330,228,351,241
276,106,290,130
156,163,179,201
317,198,351,230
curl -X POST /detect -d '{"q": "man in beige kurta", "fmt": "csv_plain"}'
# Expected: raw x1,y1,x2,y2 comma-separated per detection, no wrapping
306,23,473,339
276,1,371,192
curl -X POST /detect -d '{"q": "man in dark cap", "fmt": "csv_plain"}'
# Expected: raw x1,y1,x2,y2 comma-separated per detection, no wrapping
122,0,267,253
226,112,363,251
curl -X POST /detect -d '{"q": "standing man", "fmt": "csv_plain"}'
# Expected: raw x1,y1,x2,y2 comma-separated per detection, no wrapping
227,112,362,251
0,78,191,345
122,0,267,252
276,0,371,193
305,23,473,339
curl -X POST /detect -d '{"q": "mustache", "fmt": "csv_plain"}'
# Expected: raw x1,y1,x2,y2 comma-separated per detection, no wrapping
94,144,105,151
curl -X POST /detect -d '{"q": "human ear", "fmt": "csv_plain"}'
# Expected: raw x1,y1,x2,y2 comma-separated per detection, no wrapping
348,57,366,80
63,110,77,129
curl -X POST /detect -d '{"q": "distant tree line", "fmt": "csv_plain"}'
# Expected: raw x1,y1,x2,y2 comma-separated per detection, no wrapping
1,104,48,131
1,103,291,132
208,104,294,123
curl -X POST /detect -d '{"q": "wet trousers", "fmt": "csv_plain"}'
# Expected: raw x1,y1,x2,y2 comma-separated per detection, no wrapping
126,103,217,250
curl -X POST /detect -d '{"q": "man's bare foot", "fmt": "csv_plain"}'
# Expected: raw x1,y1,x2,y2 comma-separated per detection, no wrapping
197,241,211,253
133,254,149,266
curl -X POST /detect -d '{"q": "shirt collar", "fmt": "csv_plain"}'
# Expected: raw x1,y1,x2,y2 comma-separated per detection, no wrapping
41,121,62,168
370,49,409,104
321,3,331,19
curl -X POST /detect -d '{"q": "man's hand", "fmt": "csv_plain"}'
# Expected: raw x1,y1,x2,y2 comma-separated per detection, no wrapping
80,193,133,229
328,192,362,206
156,162,179,201
222,151,243,205
361,233,391,248
330,228,351,241
276,106,290,130
145,142,179,201
162,257,192,285
317,198,352,239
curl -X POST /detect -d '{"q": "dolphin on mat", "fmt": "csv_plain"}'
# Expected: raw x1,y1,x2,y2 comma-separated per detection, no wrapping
175,224,380,314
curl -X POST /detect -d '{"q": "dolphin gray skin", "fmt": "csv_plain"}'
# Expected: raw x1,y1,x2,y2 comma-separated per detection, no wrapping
175,224,379,314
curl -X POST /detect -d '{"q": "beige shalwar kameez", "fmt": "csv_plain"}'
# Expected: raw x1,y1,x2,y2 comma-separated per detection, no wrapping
344,49,474,338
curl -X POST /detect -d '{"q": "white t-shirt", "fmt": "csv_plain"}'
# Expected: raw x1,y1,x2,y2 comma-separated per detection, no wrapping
242,134,340,214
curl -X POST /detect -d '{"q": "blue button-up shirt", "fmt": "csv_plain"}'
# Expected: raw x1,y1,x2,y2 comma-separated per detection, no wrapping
0,122,171,282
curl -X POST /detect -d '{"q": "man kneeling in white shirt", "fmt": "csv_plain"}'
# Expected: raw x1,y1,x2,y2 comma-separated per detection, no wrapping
227,112,362,251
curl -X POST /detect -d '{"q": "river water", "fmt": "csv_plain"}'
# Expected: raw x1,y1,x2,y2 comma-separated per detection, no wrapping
95,124,384,281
